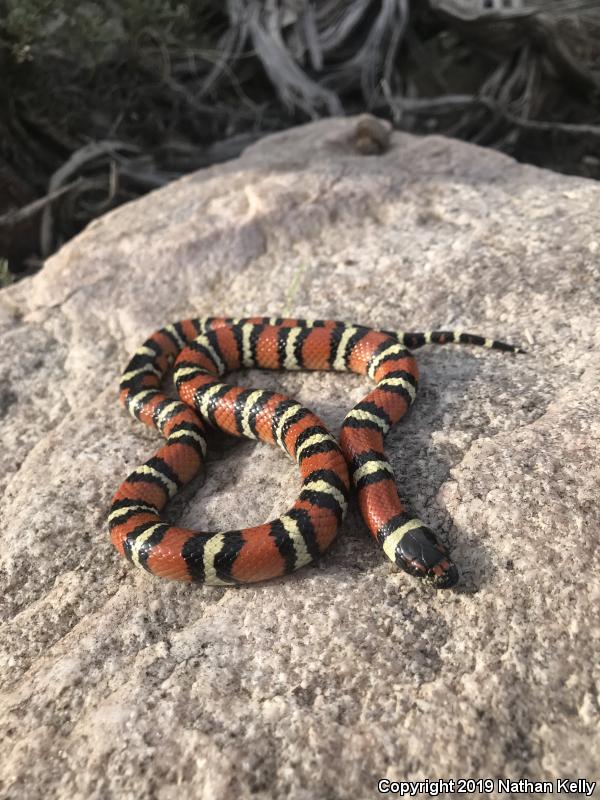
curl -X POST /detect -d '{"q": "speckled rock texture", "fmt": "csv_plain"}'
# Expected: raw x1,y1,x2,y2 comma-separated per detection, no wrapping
1,117,599,799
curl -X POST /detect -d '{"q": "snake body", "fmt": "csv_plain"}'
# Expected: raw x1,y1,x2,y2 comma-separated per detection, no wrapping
109,317,520,588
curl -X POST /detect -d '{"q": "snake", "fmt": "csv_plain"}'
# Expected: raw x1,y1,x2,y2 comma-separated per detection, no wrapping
109,317,522,589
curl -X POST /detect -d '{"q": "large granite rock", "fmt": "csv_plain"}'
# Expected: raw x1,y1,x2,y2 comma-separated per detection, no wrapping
1,117,598,799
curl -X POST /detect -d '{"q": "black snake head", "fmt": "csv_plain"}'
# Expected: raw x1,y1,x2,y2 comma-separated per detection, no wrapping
396,526,459,589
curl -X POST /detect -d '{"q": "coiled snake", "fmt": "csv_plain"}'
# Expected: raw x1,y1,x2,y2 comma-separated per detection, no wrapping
109,317,521,588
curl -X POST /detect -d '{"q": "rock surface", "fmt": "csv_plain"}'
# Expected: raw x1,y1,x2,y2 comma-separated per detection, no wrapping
1,117,599,799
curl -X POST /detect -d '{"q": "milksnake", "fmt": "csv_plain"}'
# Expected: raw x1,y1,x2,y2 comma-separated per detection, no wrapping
109,317,521,589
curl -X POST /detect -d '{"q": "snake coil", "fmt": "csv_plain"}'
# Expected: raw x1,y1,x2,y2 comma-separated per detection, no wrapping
109,317,522,588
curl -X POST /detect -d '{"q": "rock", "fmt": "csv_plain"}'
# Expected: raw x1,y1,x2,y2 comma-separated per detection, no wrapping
352,114,392,155
1,117,599,799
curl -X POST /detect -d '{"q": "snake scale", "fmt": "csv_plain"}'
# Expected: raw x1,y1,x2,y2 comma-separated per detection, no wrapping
109,317,522,589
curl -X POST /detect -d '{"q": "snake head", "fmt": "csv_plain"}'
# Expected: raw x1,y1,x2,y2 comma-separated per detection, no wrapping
396,526,459,589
